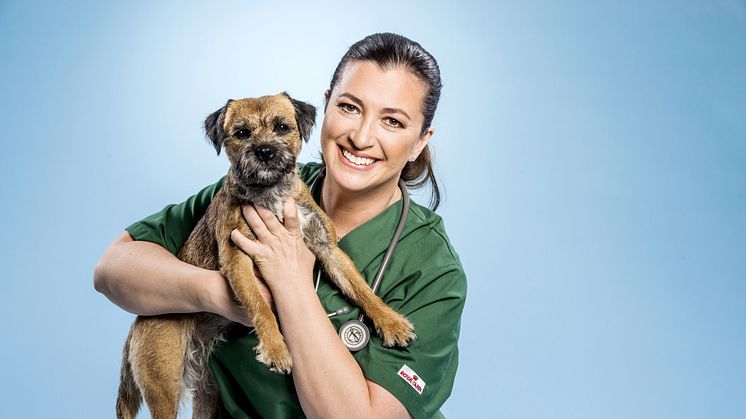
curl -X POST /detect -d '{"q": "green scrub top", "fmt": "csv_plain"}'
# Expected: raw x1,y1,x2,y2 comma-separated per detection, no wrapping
125,162,467,419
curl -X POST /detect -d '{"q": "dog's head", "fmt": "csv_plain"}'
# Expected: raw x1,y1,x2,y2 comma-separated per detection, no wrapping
204,93,316,186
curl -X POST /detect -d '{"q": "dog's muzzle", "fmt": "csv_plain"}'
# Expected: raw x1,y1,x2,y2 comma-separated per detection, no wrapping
255,145,276,162
234,142,295,187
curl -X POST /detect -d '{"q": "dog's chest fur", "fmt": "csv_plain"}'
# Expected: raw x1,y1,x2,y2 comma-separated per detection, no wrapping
176,172,321,272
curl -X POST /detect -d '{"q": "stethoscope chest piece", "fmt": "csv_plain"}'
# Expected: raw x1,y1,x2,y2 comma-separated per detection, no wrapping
338,320,370,352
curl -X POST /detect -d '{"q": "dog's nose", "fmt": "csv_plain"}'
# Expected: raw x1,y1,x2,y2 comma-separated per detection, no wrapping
254,146,276,162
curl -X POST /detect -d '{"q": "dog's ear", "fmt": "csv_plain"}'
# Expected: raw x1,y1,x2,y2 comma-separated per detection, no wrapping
284,93,316,143
204,99,233,155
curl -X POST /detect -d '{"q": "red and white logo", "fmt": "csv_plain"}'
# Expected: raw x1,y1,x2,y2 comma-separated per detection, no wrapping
398,364,425,395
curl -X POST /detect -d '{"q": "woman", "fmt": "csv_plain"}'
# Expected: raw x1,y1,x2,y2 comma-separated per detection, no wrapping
95,33,466,419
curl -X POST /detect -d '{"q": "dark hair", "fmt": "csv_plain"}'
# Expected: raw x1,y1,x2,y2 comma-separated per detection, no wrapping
327,33,443,210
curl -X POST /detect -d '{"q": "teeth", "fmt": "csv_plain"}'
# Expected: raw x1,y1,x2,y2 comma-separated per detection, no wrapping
342,149,375,166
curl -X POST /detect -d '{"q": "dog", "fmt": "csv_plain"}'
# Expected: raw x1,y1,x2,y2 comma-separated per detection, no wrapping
116,93,416,419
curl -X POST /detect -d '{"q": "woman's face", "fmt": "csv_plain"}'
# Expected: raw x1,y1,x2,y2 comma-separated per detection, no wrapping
320,60,433,198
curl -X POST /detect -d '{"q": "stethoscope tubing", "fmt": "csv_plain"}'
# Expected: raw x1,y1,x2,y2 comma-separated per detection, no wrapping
310,170,410,324
361,179,410,321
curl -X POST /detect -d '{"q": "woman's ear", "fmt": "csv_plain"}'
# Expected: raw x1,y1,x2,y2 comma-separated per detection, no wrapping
412,127,435,158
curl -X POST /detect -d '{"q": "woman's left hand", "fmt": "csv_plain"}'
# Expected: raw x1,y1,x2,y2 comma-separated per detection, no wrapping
230,198,316,295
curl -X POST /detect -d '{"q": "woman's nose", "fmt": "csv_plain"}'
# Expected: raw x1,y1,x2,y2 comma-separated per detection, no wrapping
348,117,376,150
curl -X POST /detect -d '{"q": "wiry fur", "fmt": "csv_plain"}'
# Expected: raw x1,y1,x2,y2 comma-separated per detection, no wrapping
116,93,415,419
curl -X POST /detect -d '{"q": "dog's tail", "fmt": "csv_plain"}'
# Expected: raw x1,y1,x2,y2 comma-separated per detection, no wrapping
116,331,142,419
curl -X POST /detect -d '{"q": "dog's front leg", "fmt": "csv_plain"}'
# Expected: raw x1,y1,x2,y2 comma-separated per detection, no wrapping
216,212,292,374
318,246,415,347
296,201,415,348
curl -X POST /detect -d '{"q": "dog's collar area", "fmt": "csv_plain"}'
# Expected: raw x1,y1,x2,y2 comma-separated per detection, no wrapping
227,170,294,207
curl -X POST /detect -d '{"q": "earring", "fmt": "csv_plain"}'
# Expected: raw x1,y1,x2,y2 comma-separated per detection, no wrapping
408,155,417,162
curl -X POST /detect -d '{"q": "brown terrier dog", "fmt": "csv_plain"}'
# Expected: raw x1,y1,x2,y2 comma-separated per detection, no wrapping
116,93,416,419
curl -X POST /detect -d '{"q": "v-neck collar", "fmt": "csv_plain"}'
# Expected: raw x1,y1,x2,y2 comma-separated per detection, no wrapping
307,165,410,277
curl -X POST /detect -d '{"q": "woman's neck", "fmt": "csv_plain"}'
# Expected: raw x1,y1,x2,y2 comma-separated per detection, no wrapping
320,177,402,240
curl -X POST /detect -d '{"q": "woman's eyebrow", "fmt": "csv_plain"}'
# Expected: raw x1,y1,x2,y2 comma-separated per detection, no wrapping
339,92,412,121
382,107,411,122
339,92,364,107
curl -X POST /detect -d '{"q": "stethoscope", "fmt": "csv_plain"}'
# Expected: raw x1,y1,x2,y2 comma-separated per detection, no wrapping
310,171,410,352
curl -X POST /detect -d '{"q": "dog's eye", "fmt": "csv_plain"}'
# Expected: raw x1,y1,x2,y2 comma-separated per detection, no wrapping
234,128,251,139
275,124,290,134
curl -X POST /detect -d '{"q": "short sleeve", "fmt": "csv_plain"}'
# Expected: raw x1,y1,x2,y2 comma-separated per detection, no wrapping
125,177,225,254
354,265,467,419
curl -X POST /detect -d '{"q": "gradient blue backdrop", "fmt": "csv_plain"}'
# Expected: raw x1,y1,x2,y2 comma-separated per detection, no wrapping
1,1,744,418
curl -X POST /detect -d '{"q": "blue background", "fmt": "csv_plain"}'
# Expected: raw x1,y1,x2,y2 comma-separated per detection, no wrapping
1,1,745,418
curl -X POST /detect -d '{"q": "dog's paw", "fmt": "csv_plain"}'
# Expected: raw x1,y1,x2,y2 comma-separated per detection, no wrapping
254,339,293,374
375,312,416,348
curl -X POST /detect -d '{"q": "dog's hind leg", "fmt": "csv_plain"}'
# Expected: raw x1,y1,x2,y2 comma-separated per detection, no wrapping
191,373,219,419
189,323,222,419
116,330,142,419
130,315,193,419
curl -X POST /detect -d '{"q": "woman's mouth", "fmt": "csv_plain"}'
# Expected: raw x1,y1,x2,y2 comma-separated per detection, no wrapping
340,146,377,167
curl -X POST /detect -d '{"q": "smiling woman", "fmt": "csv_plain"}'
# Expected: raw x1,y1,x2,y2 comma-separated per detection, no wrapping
320,61,434,238
326,34,443,211
95,32,466,419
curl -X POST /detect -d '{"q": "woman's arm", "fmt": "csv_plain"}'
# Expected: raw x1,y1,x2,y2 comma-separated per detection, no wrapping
272,268,411,419
232,200,411,419
93,231,261,327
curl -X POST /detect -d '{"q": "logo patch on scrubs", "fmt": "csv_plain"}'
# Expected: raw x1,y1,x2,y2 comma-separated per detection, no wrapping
398,364,425,395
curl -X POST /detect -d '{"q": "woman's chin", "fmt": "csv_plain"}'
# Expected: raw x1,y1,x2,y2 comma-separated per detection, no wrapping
330,170,375,193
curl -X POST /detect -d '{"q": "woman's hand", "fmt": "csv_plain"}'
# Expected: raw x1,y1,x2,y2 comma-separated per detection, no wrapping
230,197,316,297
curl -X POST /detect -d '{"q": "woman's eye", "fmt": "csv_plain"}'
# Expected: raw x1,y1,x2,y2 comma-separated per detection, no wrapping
338,103,358,114
385,117,403,128
235,128,251,139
